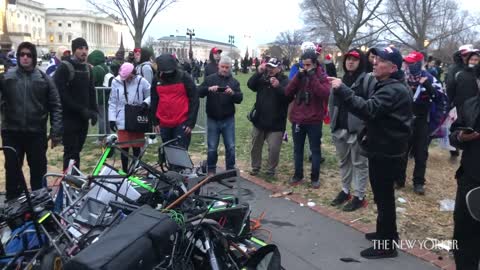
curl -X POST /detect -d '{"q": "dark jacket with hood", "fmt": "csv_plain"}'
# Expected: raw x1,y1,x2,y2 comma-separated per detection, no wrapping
447,51,480,112
285,63,330,125
329,48,376,134
334,70,413,158
247,70,291,132
0,42,62,137
151,70,199,129
204,49,219,79
54,55,97,131
450,93,480,183
446,51,464,87
198,72,243,120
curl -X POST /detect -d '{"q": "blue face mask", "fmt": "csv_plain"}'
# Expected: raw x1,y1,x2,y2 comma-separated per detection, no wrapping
407,62,423,76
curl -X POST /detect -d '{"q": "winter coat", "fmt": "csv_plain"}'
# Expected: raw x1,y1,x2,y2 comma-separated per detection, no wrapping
54,58,97,131
88,50,109,87
447,65,479,112
150,71,199,128
247,72,291,132
285,66,330,125
450,95,480,182
0,66,62,136
108,75,151,130
198,73,243,120
204,51,219,79
334,77,413,158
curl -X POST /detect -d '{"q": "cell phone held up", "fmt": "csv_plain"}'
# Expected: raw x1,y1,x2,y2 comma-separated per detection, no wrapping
217,87,227,92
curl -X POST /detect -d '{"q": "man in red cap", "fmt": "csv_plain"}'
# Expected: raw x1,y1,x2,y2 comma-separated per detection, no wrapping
204,47,223,79
399,51,443,195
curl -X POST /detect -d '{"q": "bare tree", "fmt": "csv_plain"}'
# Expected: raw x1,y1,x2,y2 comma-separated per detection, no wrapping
271,30,305,61
301,0,384,53
87,0,177,48
264,45,284,59
142,35,156,48
380,0,480,51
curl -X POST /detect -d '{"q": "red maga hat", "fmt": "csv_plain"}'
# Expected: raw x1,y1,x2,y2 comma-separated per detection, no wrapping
403,51,424,64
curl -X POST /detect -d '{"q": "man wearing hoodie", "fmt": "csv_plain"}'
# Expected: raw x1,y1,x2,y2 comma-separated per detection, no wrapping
448,50,480,114
329,48,375,211
54,37,97,170
286,50,330,189
0,42,63,200
329,47,413,259
88,50,110,137
204,47,222,79
151,54,199,149
446,44,475,158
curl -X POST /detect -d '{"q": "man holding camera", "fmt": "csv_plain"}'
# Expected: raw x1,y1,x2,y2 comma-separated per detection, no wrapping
285,51,330,188
247,58,290,177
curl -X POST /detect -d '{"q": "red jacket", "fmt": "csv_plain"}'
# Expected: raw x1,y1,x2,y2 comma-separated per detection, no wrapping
285,66,330,124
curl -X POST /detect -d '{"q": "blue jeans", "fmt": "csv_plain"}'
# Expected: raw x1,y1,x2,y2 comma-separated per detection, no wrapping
292,122,323,181
207,116,236,173
160,124,191,150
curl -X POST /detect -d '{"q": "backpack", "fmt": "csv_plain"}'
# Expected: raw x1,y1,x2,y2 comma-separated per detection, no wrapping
61,60,91,83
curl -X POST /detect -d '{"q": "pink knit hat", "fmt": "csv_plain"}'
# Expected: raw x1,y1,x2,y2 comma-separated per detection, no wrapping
119,62,134,80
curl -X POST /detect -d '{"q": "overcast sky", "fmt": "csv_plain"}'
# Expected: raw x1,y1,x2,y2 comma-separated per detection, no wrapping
40,0,480,48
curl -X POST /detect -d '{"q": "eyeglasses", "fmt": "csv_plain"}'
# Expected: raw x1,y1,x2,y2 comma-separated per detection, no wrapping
19,52,33,58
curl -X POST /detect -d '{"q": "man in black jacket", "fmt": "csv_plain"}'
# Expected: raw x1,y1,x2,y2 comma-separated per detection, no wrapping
204,47,222,79
199,56,243,174
329,46,413,259
247,58,290,177
446,44,474,158
54,37,97,170
0,42,62,200
151,54,199,149
449,91,480,270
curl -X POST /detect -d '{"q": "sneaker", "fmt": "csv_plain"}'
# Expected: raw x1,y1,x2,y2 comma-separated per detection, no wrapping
413,184,425,195
360,246,398,259
365,232,378,241
265,171,275,177
288,175,304,186
311,181,320,189
330,190,351,206
249,170,259,176
343,196,367,212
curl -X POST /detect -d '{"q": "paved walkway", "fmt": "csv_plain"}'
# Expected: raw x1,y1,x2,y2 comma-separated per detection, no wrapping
207,177,441,270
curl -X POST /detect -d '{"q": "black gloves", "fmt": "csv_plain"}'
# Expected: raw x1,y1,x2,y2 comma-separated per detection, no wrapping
109,121,118,132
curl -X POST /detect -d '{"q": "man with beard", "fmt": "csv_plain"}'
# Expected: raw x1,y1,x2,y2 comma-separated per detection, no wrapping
54,37,97,170
329,48,375,211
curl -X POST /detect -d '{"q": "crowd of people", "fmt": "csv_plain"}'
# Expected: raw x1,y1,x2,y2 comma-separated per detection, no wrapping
1,35,480,268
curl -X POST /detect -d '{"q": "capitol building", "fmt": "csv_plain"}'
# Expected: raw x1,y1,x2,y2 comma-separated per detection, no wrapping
2,0,133,56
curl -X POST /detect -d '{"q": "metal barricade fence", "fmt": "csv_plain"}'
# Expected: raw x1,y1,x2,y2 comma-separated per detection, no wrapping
90,87,207,144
